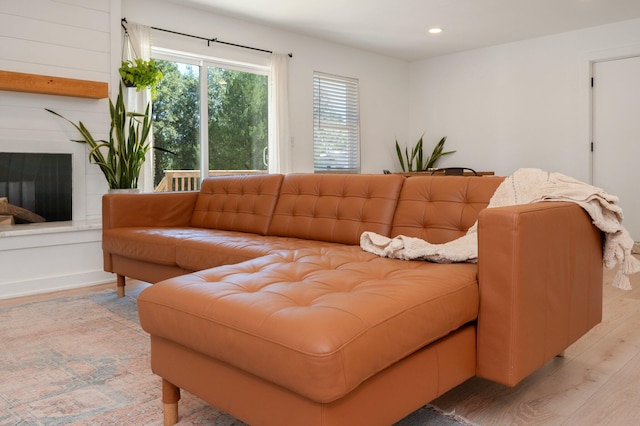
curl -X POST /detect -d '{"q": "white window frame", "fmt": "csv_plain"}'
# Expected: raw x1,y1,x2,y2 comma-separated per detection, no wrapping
313,72,361,173
151,47,270,182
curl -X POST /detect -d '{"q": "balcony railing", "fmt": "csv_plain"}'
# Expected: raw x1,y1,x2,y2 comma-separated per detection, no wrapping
155,170,267,192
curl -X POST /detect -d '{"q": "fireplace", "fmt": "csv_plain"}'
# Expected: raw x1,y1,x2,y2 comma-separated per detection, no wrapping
0,153,72,223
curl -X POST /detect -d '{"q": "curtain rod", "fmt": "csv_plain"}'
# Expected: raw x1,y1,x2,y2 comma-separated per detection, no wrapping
122,18,292,58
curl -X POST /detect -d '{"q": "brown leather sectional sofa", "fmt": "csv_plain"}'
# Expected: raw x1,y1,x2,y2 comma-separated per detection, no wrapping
102,173,603,425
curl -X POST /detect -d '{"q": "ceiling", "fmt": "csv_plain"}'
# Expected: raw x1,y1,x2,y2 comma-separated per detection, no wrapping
172,0,640,61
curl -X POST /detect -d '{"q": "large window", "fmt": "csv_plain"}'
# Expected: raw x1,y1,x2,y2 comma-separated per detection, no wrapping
207,67,268,171
313,72,360,173
152,50,269,191
153,60,200,188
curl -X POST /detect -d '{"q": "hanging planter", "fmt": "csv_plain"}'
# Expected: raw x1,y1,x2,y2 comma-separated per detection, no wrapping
118,58,163,99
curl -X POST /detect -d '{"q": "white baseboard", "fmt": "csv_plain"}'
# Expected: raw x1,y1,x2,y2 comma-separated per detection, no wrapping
0,270,115,300
0,221,113,300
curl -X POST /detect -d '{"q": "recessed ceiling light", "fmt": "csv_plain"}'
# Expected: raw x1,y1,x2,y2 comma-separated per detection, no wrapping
428,28,443,34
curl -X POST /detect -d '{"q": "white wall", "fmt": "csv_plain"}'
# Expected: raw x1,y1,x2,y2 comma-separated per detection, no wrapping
408,18,640,181
123,0,410,174
0,0,120,298
0,0,120,219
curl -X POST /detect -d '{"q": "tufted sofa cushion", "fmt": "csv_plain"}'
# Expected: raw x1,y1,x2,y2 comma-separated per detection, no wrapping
175,232,342,271
391,176,505,243
268,174,405,245
104,227,203,266
138,245,480,403
190,174,284,235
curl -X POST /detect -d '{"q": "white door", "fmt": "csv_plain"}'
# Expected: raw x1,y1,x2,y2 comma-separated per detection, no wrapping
592,56,640,241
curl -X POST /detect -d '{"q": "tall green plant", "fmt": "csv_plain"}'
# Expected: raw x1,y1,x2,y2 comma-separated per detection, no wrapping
395,135,455,172
46,86,167,189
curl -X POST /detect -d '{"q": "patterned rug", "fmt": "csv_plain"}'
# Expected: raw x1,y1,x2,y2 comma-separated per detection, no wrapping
0,290,476,425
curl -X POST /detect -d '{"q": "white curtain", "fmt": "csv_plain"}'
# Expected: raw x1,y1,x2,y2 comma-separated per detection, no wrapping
268,53,291,174
122,22,154,192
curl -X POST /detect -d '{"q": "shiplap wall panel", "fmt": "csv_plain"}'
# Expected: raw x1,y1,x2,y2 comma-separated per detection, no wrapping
0,0,114,224
0,0,116,298
0,59,109,83
0,0,111,80
0,15,110,54
0,104,108,141
56,0,111,13
1,0,110,31
0,39,110,74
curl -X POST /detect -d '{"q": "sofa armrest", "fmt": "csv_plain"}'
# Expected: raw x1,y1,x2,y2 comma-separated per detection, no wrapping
476,201,603,387
102,191,200,231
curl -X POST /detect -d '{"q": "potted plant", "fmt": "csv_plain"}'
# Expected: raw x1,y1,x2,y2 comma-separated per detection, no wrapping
119,58,163,99
395,134,455,172
45,85,169,190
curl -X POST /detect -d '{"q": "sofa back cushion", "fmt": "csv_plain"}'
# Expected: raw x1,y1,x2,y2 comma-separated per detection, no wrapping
190,174,284,235
269,174,405,245
391,175,505,243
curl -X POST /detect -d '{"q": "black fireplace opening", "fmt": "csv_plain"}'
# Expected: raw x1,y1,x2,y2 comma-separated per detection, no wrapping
0,153,72,223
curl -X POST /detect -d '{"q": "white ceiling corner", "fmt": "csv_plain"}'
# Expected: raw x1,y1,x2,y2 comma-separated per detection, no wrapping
171,0,640,61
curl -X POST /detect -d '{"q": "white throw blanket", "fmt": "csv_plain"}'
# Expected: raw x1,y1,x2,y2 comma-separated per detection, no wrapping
360,168,640,290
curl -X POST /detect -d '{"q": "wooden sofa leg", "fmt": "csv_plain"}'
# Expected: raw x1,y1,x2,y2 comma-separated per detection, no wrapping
162,378,181,426
116,274,125,298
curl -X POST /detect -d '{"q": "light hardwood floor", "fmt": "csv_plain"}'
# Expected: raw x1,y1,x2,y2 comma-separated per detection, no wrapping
434,258,640,425
2,262,639,425
0,280,150,308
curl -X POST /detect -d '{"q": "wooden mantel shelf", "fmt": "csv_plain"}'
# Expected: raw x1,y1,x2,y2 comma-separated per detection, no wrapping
0,70,108,99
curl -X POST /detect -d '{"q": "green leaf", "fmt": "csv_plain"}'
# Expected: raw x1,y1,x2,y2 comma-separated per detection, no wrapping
425,136,456,169
46,85,172,189
119,59,164,99
416,135,424,170
395,139,406,172
394,133,454,171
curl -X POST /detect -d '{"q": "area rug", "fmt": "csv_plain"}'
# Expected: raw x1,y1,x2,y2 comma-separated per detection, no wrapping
0,290,477,425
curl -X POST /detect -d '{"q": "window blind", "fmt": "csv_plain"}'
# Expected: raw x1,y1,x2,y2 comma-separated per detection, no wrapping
313,72,360,173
